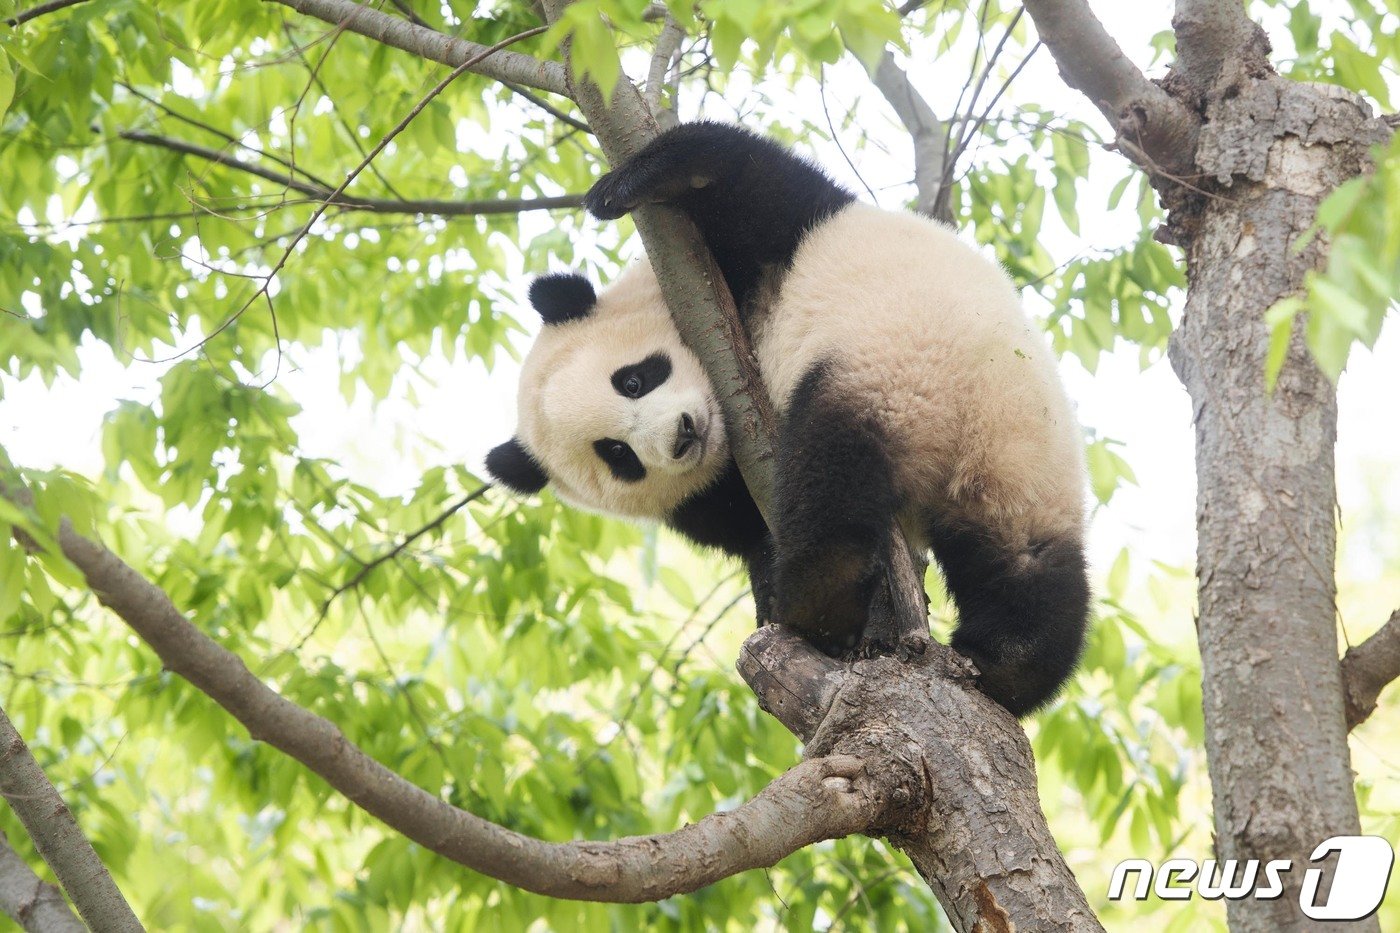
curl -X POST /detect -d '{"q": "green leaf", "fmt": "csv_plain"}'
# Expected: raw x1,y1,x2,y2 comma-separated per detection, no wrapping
0,51,14,119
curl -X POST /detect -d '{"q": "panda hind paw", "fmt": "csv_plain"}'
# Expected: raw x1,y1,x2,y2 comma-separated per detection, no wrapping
583,172,635,220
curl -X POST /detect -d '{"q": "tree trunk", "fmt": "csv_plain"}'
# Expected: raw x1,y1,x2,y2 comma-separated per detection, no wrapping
1168,76,1390,932
739,627,1104,932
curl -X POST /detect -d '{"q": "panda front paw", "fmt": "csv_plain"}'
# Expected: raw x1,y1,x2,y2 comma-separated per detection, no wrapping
584,171,637,220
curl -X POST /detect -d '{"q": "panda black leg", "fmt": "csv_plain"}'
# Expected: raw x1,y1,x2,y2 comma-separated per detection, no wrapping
746,539,776,626
771,366,898,654
584,125,738,219
931,523,1091,716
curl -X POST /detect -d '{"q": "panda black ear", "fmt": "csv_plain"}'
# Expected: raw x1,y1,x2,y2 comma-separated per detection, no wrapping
529,273,596,326
486,437,549,494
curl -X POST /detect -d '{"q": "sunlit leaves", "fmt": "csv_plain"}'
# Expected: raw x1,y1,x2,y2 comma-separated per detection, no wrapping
1266,132,1400,387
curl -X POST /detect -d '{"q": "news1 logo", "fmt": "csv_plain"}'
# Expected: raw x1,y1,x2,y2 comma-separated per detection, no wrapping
1108,835,1394,921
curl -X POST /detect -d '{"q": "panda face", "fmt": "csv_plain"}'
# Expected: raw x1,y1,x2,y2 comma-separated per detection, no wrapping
494,264,729,520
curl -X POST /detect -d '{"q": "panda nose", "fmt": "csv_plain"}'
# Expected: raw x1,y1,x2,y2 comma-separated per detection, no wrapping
673,413,697,459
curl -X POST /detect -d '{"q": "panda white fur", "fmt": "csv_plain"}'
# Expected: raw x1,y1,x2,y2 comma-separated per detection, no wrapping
487,123,1089,715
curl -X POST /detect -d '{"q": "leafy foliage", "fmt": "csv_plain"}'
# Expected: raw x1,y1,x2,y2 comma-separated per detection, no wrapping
1,0,1396,930
1267,132,1400,386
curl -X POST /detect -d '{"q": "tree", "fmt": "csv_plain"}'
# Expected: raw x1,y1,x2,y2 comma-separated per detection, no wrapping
1,0,1397,929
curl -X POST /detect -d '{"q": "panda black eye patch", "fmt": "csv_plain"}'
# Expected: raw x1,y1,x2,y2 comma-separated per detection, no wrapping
611,353,672,399
593,438,647,482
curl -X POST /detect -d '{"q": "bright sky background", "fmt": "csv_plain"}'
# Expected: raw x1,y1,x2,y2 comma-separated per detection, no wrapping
2,1,1397,616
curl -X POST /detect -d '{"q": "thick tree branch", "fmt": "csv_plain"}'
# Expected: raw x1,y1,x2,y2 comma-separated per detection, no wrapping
1171,0,1272,99
0,831,84,933
1020,0,1198,175
119,129,585,217
864,51,950,222
0,706,143,932
739,627,1105,931
3,0,90,27
1341,609,1400,730
39,516,883,902
266,0,569,96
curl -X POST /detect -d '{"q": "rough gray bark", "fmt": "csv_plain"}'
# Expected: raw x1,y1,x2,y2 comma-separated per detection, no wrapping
739,627,1103,932
1168,73,1390,933
1019,0,1395,926
0,831,85,933
0,705,145,933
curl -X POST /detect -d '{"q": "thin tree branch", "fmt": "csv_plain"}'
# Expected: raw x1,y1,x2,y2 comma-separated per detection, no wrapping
135,25,557,367
0,831,85,933
501,81,592,133
36,516,883,901
3,0,90,27
0,706,143,932
1341,609,1400,730
280,22,411,200
1020,0,1199,175
644,11,685,130
265,0,569,96
120,82,340,192
863,50,949,221
290,486,492,652
118,129,585,217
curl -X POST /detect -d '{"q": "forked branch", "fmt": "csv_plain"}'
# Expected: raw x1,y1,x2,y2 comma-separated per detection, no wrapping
1020,0,1198,175
40,516,883,902
0,706,143,932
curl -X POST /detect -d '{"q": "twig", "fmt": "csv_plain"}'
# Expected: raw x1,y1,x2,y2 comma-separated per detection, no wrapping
135,25,558,365
290,485,491,653
4,0,90,27
118,128,585,218
946,9,1025,168
280,22,409,200
818,67,878,205
120,81,339,191
0,706,144,932
501,81,592,133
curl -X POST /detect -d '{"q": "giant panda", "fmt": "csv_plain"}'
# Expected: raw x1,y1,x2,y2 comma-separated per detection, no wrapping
486,122,1090,715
